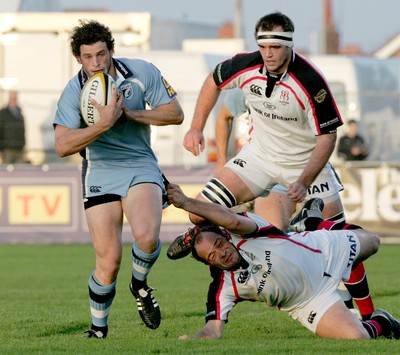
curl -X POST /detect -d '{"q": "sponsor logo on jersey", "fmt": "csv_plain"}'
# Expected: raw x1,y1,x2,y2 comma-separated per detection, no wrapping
244,251,256,261
314,89,327,103
253,106,297,122
121,83,133,99
250,84,263,96
233,158,247,167
263,102,277,110
346,234,357,267
308,311,317,324
264,250,272,276
237,269,250,284
307,181,331,195
89,186,102,193
255,252,273,295
251,264,262,274
162,76,176,98
279,90,289,105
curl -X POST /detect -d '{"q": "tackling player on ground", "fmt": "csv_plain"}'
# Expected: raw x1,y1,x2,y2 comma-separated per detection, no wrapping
167,182,400,340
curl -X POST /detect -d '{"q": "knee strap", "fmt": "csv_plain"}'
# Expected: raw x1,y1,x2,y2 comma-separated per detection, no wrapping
201,178,237,208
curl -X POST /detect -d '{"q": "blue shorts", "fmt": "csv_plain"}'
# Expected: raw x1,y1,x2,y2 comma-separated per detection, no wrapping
81,160,164,201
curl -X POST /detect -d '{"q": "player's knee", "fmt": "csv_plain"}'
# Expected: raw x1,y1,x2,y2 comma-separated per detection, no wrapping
356,229,380,257
345,325,371,339
369,232,380,254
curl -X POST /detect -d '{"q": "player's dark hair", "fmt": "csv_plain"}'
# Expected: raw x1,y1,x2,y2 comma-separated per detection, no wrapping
191,225,229,265
254,12,295,38
70,19,115,57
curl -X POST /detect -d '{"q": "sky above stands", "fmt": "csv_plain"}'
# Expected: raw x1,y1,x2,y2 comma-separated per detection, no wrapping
1,0,399,54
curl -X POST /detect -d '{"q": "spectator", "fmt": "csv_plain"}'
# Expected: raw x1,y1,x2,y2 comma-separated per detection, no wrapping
337,120,368,161
0,91,27,164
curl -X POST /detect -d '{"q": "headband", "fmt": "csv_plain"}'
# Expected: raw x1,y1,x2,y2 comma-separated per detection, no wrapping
256,31,293,47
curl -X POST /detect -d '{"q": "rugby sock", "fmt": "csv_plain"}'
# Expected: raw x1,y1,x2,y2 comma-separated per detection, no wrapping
312,219,363,231
344,263,375,320
131,239,161,291
362,320,382,338
88,272,116,332
337,282,354,309
327,211,346,223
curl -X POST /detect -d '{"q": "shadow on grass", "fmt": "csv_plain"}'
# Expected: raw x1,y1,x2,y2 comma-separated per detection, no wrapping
38,322,88,337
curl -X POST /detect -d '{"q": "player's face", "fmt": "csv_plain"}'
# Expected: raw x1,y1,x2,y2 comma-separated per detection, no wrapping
196,232,241,270
258,26,292,74
77,41,114,77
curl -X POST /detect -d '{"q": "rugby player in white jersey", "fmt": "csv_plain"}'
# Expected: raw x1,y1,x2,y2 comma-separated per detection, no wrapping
53,20,184,338
168,11,374,322
167,182,400,340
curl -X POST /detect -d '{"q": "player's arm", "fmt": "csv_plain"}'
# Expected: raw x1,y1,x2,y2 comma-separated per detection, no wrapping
215,104,234,172
55,86,123,157
124,98,184,126
179,320,225,340
196,320,225,339
167,182,257,234
183,73,221,156
288,133,336,202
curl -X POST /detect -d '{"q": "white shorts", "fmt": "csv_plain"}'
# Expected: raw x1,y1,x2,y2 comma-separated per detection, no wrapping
225,144,343,202
287,230,361,333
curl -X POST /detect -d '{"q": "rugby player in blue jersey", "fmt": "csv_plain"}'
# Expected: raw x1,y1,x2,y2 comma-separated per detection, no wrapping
53,20,184,338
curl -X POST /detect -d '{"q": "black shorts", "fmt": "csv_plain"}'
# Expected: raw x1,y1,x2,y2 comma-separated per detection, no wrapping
84,194,121,210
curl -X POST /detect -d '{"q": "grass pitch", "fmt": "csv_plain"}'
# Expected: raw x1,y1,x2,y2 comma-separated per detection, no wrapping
0,243,399,354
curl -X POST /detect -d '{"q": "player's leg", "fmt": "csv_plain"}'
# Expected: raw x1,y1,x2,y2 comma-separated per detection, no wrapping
189,166,256,226
316,300,370,339
315,300,396,339
320,195,356,308
319,221,377,320
322,196,346,223
85,199,124,339
167,168,253,259
167,166,258,260
290,197,376,320
254,191,296,230
318,232,399,339
123,183,163,329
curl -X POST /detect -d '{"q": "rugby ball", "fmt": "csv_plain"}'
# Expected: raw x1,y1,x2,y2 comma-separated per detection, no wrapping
80,72,116,126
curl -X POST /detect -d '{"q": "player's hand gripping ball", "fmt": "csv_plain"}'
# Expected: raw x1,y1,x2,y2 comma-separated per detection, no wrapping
80,72,116,126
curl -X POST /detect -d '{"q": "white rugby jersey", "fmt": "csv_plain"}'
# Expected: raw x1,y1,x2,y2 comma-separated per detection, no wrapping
205,212,348,323
213,51,343,166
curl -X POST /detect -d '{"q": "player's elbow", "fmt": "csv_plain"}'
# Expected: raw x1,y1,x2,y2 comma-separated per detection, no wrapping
173,110,184,125
55,144,69,158
54,141,76,158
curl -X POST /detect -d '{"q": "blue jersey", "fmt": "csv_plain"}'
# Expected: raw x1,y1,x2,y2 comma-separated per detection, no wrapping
54,58,177,199
54,58,177,165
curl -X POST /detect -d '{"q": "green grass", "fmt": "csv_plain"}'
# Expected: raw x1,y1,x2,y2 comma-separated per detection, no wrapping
0,243,399,354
